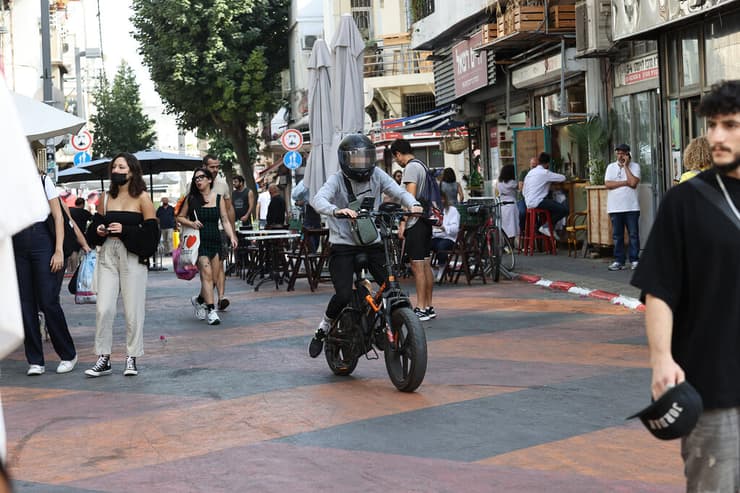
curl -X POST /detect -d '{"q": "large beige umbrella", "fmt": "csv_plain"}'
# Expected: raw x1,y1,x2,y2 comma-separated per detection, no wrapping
330,14,366,139
11,92,86,142
304,39,334,198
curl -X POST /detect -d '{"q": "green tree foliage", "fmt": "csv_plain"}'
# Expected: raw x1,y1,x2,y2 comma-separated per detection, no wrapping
89,62,156,158
131,0,290,192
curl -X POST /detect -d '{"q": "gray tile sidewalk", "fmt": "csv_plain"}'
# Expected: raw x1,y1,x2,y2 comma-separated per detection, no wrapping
513,247,642,300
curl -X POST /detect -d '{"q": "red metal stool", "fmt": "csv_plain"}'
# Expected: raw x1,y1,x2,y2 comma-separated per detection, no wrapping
520,208,557,255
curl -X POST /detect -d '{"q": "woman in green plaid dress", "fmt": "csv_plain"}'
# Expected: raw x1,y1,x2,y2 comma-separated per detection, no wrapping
177,168,238,325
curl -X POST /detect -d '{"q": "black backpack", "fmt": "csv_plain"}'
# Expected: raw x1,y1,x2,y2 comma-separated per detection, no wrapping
42,176,78,258
409,159,444,225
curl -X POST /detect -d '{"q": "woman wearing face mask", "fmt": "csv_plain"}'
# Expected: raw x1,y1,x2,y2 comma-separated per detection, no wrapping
177,168,238,325
84,152,159,378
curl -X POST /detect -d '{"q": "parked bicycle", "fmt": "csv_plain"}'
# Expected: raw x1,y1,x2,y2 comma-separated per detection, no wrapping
325,203,427,392
467,197,516,282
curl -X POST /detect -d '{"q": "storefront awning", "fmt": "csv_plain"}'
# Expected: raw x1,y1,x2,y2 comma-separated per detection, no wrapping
379,105,465,133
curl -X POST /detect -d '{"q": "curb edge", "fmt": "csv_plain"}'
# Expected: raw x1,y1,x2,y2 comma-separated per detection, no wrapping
514,274,645,311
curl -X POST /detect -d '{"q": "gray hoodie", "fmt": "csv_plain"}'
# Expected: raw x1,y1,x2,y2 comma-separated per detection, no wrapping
310,169,418,246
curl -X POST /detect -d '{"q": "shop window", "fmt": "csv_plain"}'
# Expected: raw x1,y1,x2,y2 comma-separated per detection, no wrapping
666,38,680,95
614,95,631,148
634,92,655,184
680,29,700,88
704,11,740,86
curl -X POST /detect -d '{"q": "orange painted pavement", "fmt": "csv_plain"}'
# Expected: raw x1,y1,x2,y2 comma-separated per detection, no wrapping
478,425,684,486
430,334,650,368
8,380,520,484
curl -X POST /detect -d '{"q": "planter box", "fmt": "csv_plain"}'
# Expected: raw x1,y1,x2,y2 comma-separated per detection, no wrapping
481,23,498,43
513,6,545,32
586,186,612,246
549,5,576,30
497,17,506,37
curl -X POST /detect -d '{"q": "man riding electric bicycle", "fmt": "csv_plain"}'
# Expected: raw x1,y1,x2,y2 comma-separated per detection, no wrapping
308,134,422,358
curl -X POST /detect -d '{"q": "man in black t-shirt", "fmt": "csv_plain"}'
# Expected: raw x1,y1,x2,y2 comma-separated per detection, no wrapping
68,198,92,271
631,80,740,491
265,184,286,228
231,174,255,228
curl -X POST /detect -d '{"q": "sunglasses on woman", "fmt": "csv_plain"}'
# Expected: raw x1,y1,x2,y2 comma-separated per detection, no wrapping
194,175,209,182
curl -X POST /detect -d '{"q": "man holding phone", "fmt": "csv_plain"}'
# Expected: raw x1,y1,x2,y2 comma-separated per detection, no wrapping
605,143,641,271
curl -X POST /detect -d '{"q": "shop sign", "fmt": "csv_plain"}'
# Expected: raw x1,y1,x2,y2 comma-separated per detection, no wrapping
615,53,659,87
453,31,487,98
512,48,585,89
613,0,733,41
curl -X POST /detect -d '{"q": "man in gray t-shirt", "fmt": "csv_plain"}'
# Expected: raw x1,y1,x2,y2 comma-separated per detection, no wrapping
391,138,435,322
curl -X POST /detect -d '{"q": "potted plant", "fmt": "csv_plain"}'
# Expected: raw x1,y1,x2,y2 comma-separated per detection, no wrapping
567,114,615,246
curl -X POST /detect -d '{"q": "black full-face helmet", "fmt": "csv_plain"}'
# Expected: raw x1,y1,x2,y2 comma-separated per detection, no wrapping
338,134,376,182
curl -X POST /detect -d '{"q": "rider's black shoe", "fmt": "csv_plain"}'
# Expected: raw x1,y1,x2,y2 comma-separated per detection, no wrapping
309,329,326,358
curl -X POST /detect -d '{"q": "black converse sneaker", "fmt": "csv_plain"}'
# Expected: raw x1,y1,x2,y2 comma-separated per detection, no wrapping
123,356,138,376
85,355,112,377
426,306,437,319
308,328,326,358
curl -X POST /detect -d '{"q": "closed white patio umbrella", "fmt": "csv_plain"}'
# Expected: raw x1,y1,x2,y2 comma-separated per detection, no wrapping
304,39,335,198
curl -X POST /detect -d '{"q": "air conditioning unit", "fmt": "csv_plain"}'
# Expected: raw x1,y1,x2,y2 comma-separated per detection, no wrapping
302,35,317,51
575,0,613,57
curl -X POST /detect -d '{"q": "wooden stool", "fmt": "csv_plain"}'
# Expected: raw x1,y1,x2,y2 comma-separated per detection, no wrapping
521,208,556,256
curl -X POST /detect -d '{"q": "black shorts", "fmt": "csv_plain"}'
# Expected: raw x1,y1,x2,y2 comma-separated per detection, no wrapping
404,220,432,261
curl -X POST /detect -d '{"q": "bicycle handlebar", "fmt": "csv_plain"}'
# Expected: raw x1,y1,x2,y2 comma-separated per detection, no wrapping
335,209,421,219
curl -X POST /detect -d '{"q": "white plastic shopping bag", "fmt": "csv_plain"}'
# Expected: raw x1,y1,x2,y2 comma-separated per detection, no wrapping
75,251,97,304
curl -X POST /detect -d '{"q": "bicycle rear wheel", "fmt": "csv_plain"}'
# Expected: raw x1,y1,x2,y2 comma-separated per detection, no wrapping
501,233,515,272
384,307,427,392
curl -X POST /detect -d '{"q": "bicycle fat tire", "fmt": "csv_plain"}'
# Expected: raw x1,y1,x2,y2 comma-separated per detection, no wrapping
384,307,427,392
324,309,360,376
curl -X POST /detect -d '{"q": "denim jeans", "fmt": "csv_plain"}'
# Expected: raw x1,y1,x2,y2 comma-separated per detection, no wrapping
431,238,456,266
535,199,569,227
681,407,739,492
609,211,640,264
13,223,76,366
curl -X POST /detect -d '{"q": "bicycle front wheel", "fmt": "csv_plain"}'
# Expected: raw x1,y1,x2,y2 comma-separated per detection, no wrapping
384,307,427,392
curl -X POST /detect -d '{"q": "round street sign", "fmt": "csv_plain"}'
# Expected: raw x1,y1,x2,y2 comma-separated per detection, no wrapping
283,151,303,170
71,130,93,152
74,151,92,166
280,129,303,151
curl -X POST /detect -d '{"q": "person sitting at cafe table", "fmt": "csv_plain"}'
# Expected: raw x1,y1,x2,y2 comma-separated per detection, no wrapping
266,184,287,229
522,152,568,240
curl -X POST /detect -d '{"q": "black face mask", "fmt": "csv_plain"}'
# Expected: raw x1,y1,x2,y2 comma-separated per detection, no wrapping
111,173,129,186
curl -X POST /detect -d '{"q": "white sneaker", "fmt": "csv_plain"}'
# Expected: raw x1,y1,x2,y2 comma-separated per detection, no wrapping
27,364,45,376
608,261,625,271
123,356,138,376
191,295,206,320
538,224,551,237
56,356,77,374
207,309,220,325
631,261,639,270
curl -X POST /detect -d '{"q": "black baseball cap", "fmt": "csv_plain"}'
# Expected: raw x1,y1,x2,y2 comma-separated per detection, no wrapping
615,143,631,153
626,381,703,440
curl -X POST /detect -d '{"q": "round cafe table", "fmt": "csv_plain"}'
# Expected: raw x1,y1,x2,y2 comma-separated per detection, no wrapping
242,231,300,291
